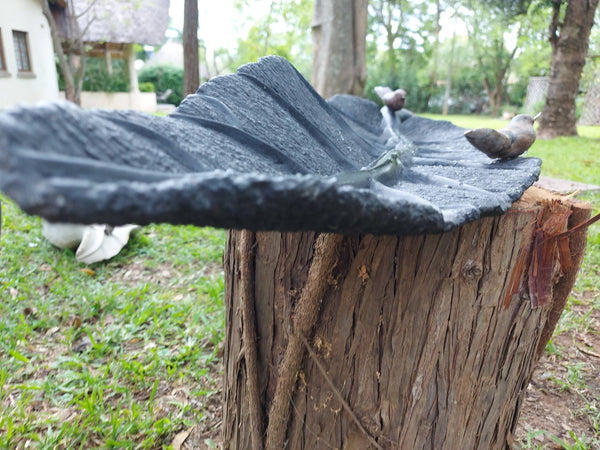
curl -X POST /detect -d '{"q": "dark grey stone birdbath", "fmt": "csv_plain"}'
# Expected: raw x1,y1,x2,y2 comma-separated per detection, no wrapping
3,57,585,450
0,56,540,235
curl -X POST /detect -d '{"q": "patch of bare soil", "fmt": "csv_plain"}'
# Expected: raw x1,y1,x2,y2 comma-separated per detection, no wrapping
106,260,223,288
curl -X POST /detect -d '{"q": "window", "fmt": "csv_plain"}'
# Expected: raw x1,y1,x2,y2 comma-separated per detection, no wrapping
0,28,6,72
12,30,31,72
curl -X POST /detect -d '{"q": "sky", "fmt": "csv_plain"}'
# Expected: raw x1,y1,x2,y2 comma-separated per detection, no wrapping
166,1,473,57
168,0,272,52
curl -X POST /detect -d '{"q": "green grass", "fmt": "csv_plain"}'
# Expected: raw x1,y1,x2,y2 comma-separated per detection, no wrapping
423,113,600,186
0,196,226,447
0,113,599,448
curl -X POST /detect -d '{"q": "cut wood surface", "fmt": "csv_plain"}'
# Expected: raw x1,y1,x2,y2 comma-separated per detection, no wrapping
222,186,591,449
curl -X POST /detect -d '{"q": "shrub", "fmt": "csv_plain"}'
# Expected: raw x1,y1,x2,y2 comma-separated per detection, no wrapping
56,57,130,93
84,58,130,92
138,64,184,105
139,82,155,93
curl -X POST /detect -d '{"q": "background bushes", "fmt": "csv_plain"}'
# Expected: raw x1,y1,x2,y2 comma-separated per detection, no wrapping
138,64,184,106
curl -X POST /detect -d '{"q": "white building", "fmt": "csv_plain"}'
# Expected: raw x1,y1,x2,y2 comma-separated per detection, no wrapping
0,0,60,109
0,0,170,111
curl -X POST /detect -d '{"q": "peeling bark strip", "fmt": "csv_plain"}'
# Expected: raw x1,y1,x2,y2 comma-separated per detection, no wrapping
223,187,590,449
265,232,344,450
527,199,572,308
238,231,263,450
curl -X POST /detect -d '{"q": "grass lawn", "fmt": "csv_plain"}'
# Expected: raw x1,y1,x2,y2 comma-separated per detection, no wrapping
0,114,599,448
423,113,600,186
0,204,226,448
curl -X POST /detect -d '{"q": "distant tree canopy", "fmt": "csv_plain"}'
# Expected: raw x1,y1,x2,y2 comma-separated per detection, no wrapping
228,0,314,79
173,0,599,119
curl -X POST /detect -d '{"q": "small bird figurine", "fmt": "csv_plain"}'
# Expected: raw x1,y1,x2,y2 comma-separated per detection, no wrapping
374,86,407,112
464,112,541,159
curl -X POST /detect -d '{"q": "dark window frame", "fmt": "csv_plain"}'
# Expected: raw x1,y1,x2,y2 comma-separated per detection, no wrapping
12,30,32,73
0,28,7,73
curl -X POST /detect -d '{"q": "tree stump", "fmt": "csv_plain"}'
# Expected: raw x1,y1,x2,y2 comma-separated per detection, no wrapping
223,186,590,449
223,188,590,449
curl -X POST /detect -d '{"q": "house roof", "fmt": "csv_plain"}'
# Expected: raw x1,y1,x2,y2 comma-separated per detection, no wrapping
73,0,170,46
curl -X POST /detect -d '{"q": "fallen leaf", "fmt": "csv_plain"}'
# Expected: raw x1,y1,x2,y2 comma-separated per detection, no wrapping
171,425,195,449
45,327,60,336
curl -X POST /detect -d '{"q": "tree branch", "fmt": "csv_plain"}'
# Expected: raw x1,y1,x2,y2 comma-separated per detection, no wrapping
548,0,562,51
40,0,75,95
73,0,99,20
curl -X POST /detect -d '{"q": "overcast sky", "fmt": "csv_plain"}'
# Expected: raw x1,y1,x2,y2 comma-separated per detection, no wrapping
167,1,469,55
168,0,272,51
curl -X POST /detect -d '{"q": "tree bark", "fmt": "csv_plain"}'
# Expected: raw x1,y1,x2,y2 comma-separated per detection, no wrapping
311,0,368,98
222,186,591,449
183,0,200,97
537,0,599,138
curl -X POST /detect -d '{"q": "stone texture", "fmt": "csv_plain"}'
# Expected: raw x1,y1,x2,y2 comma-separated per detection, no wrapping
0,56,540,235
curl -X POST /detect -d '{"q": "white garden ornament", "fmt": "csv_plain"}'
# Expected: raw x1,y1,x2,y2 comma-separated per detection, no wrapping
42,220,140,264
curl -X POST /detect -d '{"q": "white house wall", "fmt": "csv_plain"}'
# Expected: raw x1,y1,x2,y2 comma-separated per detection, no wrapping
0,0,59,109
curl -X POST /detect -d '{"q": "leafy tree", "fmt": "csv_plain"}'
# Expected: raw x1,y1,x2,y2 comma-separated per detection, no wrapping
42,0,146,105
229,0,314,79
368,0,440,88
537,0,600,138
433,35,487,114
458,0,529,116
501,3,551,110
366,0,444,110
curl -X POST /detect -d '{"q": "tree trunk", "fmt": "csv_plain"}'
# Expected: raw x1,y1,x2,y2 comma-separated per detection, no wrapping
537,0,599,138
183,0,200,97
126,43,139,93
425,0,442,108
222,186,591,449
442,31,456,116
40,0,82,105
311,0,368,98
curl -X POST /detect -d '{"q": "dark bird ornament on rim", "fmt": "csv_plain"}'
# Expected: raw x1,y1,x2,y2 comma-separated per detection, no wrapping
374,86,407,112
464,112,541,159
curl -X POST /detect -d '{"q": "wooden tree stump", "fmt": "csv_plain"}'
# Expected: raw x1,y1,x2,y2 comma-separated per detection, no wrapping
222,186,591,449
